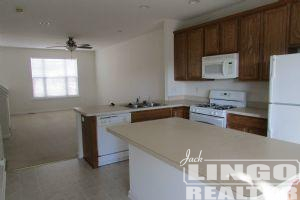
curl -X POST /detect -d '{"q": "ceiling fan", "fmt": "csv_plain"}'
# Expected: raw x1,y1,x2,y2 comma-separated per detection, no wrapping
47,37,93,52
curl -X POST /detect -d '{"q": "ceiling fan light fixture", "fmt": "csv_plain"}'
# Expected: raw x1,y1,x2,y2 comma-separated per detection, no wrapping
66,45,77,52
39,21,51,26
15,7,24,13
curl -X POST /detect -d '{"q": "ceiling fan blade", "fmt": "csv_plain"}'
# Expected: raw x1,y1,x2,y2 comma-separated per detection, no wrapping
78,46,93,49
46,46,66,48
78,44,91,47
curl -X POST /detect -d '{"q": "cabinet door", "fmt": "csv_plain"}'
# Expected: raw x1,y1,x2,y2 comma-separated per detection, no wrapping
174,32,188,80
227,114,267,137
204,24,220,56
290,1,300,46
172,107,189,119
239,13,262,81
131,108,172,123
81,116,98,168
220,18,238,54
262,5,288,80
187,28,204,80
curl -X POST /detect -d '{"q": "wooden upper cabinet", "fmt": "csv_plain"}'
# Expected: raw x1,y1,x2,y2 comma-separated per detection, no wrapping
262,5,288,80
290,1,300,46
239,13,262,81
174,32,187,80
204,24,220,56
220,18,238,54
187,28,204,80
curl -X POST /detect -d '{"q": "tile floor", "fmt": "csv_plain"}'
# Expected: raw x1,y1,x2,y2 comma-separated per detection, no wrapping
6,159,130,200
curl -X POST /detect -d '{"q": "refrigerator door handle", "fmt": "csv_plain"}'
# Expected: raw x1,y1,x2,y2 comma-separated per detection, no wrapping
270,56,276,80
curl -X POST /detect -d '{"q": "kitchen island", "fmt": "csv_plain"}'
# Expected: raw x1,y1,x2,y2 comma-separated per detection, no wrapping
107,118,300,200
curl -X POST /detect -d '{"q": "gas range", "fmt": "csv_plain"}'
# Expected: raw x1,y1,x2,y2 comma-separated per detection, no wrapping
190,90,247,128
190,103,237,118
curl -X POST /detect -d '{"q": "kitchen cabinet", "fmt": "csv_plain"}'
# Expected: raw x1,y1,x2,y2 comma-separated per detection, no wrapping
172,107,189,119
227,113,267,136
262,5,288,80
187,28,204,80
131,108,172,123
174,32,188,80
220,18,238,54
204,23,220,56
290,1,300,46
174,1,293,82
81,115,98,168
239,12,262,81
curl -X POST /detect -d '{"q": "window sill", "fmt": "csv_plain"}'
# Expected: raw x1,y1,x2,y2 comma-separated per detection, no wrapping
32,95,80,101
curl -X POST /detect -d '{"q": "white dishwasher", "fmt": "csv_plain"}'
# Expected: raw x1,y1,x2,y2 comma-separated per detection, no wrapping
97,113,131,166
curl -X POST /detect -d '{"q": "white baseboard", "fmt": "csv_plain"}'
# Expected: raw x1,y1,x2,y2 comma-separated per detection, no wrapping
98,151,129,167
11,108,73,116
128,190,138,200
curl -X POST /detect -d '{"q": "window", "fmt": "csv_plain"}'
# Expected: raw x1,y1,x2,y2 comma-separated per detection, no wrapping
30,58,79,98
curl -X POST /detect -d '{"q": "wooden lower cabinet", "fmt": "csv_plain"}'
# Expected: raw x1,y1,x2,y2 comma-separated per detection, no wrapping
81,115,98,168
131,108,173,123
172,106,190,119
131,107,190,123
227,113,267,137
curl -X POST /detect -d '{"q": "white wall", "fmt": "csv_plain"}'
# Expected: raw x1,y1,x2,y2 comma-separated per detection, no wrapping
95,28,165,105
184,81,269,102
0,47,97,114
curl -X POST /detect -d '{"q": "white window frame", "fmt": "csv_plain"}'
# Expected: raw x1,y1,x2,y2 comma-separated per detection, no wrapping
30,58,80,100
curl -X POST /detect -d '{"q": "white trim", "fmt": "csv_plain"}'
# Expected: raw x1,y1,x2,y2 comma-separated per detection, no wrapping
128,190,138,200
11,108,73,116
32,95,80,101
98,151,129,167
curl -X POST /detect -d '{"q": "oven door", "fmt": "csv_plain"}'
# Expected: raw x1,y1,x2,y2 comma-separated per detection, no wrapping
190,113,226,128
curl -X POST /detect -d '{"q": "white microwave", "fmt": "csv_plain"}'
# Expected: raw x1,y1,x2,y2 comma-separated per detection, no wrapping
202,53,239,79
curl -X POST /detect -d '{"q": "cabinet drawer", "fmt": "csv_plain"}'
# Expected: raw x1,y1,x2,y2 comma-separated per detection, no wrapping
131,108,172,123
227,113,267,136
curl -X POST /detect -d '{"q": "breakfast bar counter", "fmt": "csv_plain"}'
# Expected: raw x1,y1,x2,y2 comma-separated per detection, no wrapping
107,118,300,200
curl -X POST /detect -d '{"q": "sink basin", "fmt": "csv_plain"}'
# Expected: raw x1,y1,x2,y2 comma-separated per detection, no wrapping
126,102,163,109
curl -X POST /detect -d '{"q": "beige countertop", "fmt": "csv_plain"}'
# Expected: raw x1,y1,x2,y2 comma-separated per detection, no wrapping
107,118,300,196
227,107,268,119
74,99,205,117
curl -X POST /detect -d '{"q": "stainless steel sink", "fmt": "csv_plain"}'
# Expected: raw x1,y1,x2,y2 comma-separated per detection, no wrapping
126,102,163,109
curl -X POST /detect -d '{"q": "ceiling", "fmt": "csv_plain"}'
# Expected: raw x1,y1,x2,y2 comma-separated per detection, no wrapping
0,0,278,50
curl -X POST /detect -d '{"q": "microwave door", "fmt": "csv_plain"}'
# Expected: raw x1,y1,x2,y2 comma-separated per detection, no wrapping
203,61,224,79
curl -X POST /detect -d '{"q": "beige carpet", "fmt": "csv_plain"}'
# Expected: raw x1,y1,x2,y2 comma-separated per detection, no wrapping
4,110,78,171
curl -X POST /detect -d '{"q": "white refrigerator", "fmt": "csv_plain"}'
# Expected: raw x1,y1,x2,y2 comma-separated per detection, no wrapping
268,53,300,144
